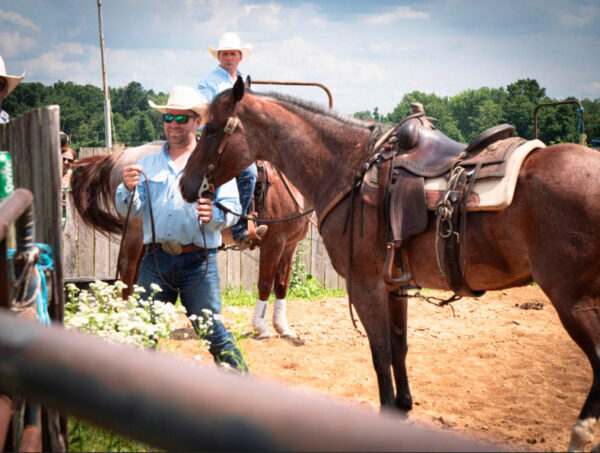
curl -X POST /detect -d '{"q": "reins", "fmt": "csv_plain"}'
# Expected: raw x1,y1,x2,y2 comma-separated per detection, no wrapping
214,201,314,224
116,169,210,294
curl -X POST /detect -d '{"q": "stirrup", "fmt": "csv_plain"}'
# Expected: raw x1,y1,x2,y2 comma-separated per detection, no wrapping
383,243,412,287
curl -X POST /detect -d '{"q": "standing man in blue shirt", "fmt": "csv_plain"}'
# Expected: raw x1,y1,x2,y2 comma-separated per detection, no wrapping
198,32,267,250
115,85,247,372
0,55,25,124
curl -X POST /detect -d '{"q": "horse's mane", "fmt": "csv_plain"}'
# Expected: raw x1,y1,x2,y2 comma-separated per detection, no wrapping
229,89,391,154
71,153,124,234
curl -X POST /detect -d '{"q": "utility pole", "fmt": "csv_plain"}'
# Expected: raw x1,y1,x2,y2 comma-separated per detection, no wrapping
96,0,112,148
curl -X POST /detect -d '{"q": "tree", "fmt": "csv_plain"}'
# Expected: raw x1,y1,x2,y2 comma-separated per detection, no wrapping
502,79,547,139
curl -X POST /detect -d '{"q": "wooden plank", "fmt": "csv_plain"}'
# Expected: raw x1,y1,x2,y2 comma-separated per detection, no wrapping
62,195,79,278
311,225,325,285
217,249,228,290
2,106,64,316
228,249,241,288
240,248,258,291
78,211,94,278
108,232,121,281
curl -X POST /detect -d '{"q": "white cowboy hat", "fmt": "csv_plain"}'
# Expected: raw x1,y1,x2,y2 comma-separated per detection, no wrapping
207,32,252,60
0,55,25,95
148,86,209,118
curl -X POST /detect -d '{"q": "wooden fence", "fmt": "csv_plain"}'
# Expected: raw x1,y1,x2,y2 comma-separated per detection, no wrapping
63,147,345,291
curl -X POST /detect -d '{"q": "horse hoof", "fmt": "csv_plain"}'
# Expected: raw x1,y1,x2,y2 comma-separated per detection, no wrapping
278,329,297,338
255,330,274,340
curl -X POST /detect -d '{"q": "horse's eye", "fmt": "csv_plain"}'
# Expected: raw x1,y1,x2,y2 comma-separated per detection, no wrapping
204,124,217,136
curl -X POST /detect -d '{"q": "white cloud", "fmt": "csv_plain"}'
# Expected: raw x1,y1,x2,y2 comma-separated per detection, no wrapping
361,6,430,25
22,44,99,84
0,31,37,57
0,8,40,31
554,4,599,29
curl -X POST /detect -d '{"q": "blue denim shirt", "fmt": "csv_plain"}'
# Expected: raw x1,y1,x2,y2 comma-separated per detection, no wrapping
197,65,242,102
115,142,240,248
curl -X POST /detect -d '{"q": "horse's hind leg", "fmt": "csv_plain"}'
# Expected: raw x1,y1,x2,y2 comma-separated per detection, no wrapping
389,288,412,413
272,242,300,338
551,293,600,451
253,238,285,339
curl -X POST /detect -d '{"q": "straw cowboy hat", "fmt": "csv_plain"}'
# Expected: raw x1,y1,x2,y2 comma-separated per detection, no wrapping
148,86,209,118
0,55,25,95
207,32,252,60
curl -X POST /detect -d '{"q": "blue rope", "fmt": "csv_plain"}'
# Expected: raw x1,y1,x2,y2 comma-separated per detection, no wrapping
7,243,53,326
578,106,585,136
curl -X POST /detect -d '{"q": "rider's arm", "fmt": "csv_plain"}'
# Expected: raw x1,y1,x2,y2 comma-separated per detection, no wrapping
204,178,240,231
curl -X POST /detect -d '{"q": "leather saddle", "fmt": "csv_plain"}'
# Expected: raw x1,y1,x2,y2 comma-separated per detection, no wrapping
359,102,517,295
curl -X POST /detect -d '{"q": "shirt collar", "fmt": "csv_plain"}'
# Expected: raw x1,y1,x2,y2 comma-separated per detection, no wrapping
216,65,242,80
162,140,197,175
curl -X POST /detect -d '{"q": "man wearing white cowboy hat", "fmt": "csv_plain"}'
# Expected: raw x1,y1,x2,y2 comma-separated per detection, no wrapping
0,55,25,124
115,85,248,373
197,32,267,251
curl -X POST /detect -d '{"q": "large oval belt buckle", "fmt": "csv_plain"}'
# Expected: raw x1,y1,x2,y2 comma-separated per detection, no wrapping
162,240,182,256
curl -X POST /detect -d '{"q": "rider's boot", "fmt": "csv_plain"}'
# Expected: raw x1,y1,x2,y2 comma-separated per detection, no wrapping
273,298,296,338
252,299,273,339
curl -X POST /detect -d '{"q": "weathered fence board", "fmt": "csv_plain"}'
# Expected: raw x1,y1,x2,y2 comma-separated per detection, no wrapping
0,105,64,311
63,147,345,291
0,105,68,452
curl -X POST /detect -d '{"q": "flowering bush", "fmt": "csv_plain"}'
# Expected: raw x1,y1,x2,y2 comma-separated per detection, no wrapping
64,280,186,349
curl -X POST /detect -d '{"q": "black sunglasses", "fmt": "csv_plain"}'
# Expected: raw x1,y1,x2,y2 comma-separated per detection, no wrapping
63,157,74,164
163,113,197,124
0,80,6,92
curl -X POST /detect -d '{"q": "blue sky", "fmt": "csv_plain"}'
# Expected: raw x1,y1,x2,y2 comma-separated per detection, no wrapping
1,0,599,115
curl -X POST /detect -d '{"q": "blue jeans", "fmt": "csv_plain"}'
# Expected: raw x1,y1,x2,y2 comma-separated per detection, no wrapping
137,246,247,372
231,163,257,242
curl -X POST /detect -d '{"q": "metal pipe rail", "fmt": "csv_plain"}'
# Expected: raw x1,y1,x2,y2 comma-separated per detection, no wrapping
252,79,334,109
533,100,585,140
0,311,510,452
0,189,34,242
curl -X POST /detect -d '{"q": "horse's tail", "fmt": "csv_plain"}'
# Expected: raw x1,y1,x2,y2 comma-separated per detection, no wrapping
70,153,124,235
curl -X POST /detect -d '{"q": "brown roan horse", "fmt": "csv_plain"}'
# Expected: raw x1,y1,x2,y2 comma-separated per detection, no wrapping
70,141,310,338
179,77,600,451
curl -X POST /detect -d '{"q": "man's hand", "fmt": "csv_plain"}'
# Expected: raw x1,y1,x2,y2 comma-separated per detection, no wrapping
196,197,213,223
123,165,143,191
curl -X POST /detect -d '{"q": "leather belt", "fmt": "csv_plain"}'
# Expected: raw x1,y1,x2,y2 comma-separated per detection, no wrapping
155,241,204,256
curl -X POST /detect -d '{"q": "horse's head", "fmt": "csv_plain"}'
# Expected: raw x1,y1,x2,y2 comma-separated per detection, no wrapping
180,76,255,202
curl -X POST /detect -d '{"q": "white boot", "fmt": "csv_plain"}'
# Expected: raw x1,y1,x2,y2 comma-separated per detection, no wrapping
273,299,296,338
252,299,273,339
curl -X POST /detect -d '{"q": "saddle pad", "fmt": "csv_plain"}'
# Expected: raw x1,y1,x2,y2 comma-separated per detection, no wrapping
424,139,546,211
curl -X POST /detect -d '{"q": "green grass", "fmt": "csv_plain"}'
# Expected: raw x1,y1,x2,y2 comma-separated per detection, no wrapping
68,418,155,452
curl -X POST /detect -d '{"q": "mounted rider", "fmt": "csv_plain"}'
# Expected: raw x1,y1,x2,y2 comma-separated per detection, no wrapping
197,32,267,250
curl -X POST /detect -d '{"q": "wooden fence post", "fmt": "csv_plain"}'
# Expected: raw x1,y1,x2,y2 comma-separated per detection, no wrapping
0,105,67,452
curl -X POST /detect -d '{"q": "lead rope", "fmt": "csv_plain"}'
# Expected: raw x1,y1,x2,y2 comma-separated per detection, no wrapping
116,169,209,294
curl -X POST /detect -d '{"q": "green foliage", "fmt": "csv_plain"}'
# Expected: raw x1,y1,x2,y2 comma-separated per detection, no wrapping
3,80,168,150
378,78,598,145
4,78,598,151
69,418,153,453
222,285,259,306
287,241,346,300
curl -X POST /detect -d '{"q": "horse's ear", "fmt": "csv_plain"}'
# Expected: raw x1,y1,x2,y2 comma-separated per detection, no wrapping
244,75,251,90
233,76,245,103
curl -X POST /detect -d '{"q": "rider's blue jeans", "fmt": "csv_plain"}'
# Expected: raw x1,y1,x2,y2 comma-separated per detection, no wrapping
137,246,247,372
230,163,257,242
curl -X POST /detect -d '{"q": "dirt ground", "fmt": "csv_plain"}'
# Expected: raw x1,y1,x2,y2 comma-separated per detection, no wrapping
166,285,591,452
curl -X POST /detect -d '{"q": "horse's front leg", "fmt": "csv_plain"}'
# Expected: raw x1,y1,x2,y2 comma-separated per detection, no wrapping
389,288,412,413
350,280,395,408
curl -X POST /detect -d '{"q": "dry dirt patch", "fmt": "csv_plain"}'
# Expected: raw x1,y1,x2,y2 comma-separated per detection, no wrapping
167,285,590,452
